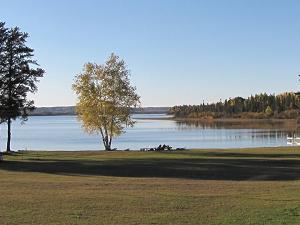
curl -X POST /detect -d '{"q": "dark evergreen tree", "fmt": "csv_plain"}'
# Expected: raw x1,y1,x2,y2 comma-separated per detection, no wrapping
0,22,45,152
0,22,8,151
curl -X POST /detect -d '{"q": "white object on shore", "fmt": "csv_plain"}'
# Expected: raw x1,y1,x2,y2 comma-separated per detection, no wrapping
287,135,300,145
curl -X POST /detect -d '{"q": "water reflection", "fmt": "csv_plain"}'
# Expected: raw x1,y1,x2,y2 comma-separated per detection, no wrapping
176,119,298,130
175,119,300,142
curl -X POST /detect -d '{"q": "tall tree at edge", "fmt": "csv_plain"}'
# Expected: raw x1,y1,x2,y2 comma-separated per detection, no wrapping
0,22,45,152
0,22,8,151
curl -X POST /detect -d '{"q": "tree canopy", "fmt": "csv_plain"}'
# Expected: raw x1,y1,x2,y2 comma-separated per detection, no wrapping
73,53,140,150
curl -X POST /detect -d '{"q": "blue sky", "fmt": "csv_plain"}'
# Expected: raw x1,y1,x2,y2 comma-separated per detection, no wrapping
1,0,300,107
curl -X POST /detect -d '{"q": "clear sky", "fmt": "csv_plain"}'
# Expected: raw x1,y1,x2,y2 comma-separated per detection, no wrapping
1,0,300,107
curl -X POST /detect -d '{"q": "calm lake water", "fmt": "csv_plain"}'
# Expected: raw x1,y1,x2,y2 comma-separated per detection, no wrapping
0,114,297,151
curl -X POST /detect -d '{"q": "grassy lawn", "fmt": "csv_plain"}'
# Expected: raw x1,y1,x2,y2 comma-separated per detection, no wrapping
1,147,300,225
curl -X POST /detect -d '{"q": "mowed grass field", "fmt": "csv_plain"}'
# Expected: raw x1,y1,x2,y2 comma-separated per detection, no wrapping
1,147,300,225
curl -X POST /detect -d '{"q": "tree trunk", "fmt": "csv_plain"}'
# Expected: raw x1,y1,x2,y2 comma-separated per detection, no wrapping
105,145,111,151
109,136,112,150
6,117,11,152
102,136,111,151
105,136,111,151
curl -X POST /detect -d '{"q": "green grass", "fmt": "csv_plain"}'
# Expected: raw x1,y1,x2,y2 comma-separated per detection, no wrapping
1,147,300,225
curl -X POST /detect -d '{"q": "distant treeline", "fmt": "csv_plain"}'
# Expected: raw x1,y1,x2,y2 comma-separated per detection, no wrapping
169,92,300,119
30,106,170,116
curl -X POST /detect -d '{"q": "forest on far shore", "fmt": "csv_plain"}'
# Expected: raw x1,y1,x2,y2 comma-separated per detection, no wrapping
169,92,300,120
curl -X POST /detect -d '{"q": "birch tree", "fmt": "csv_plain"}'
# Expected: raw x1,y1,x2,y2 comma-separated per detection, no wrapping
73,53,140,150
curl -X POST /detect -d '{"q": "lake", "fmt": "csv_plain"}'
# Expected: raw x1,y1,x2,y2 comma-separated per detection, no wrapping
0,114,297,151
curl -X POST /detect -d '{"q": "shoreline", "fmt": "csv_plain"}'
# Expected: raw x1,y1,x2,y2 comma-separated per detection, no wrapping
3,146,300,153
134,116,298,123
173,117,297,123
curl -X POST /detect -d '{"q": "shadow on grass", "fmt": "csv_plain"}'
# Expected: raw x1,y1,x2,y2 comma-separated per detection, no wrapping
183,151,300,159
1,155,300,181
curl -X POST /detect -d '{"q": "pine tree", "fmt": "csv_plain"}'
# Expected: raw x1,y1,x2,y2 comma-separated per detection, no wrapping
0,22,45,152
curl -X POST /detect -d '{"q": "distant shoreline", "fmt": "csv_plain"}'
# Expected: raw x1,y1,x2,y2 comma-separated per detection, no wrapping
173,117,297,123
138,115,298,123
28,111,298,124
29,106,170,116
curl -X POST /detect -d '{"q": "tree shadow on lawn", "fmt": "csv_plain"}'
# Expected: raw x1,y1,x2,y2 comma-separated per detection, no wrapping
1,156,300,181
182,151,300,159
